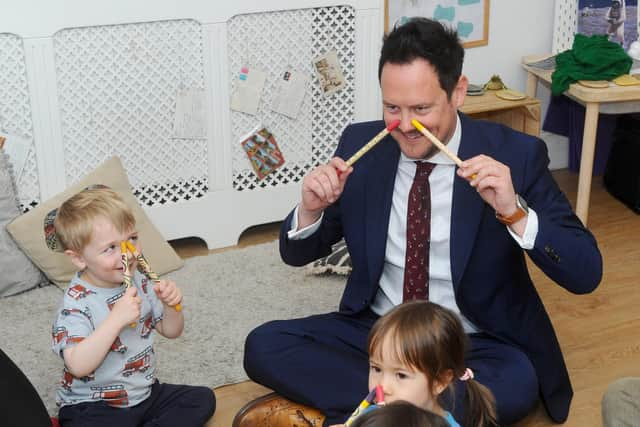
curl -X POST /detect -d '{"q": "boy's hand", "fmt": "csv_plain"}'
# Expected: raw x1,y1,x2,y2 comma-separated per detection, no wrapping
154,279,183,308
111,287,141,328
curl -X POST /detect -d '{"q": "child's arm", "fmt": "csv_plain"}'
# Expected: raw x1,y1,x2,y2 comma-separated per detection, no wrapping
63,287,141,377
153,279,184,339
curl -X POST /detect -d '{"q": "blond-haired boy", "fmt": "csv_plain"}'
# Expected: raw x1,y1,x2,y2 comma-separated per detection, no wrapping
51,187,215,426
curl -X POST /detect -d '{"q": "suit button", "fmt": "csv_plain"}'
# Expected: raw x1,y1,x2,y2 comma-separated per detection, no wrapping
544,245,560,262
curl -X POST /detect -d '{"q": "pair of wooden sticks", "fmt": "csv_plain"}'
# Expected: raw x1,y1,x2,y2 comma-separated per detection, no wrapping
343,119,469,170
120,241,182,320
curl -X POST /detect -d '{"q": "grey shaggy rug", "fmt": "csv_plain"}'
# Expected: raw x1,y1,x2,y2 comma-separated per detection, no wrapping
0,240,346,415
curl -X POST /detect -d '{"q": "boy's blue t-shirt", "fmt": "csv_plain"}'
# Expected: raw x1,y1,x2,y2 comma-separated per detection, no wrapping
52,270,164,408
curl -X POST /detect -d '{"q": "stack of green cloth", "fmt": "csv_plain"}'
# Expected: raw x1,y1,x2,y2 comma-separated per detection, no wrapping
551,34,632,95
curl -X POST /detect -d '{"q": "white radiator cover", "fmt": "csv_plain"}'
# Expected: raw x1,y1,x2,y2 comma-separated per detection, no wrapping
0,0,384,249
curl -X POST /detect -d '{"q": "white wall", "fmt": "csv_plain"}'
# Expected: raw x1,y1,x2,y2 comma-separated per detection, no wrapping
463,0,554,104
463,0,568,168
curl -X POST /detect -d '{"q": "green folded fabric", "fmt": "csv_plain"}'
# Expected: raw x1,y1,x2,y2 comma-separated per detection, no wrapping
551,34,632,95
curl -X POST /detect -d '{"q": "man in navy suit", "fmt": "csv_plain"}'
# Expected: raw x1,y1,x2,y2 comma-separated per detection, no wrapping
243,18,602,426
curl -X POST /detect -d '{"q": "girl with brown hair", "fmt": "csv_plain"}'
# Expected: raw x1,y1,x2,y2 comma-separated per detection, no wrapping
365,301,496,427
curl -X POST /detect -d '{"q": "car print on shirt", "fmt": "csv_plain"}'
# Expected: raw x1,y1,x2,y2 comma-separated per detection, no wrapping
122,346,153,377
90,384,129,406
66,284,97,300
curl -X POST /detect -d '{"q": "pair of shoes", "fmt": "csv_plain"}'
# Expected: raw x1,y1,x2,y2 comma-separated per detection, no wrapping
233,392,326,427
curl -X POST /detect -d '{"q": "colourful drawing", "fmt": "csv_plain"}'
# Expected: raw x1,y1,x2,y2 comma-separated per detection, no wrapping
240,127,285,180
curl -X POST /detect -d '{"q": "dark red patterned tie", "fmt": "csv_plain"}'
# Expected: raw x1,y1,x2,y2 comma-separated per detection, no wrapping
403,162,436,301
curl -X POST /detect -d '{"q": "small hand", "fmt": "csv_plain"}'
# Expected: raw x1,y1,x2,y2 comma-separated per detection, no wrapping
111,287,141,328
154,279,183,308
457,154,518,216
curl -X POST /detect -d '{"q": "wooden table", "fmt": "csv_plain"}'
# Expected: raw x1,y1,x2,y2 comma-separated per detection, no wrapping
522,54,640,225
460,90,541,137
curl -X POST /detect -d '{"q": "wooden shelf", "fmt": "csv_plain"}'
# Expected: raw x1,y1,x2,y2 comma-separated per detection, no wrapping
460,90,541,137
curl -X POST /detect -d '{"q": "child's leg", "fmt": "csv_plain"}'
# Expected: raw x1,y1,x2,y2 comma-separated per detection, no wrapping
58,401,142,427
141,382,215,427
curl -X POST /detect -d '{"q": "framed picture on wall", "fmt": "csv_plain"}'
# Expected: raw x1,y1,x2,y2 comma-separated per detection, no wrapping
385,0,490,48
577,0,638,51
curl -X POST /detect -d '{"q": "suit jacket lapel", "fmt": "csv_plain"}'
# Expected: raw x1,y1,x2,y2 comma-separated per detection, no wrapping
451,114,487,288
365,135,400,285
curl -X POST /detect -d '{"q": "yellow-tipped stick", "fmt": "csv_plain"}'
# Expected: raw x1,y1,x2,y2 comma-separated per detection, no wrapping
411,119,463,166
120,241,137,328
411,119,477,180
125,241,182,312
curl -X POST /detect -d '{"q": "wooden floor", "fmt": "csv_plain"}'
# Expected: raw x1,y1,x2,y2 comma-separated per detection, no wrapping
171,170,640,427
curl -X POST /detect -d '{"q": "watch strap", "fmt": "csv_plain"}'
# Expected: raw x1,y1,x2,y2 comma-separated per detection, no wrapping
496,195,528,225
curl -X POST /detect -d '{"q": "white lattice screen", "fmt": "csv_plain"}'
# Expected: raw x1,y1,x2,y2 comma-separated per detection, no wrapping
1,1,381,248
552,0,578,53
228,6,356,191
54,19,209,207
0,33,41,210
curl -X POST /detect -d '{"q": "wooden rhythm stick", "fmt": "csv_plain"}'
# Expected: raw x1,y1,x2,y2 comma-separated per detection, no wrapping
125,241,182,312
344,120,401,168
411,119,463,166
411,119,477,179
336,120,401,177
120,241,137,328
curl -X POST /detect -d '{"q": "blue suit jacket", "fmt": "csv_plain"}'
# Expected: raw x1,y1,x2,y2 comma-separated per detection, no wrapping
280,114,602,422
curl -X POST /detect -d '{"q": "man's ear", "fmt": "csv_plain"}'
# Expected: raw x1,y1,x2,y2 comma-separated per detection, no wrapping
452,75,468,109
64,249,86,271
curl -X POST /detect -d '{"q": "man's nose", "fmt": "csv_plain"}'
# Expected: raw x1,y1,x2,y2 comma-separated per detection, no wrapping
398,113,415,133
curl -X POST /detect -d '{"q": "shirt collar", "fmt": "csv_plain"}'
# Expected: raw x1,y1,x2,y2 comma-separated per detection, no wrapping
400,114,461,165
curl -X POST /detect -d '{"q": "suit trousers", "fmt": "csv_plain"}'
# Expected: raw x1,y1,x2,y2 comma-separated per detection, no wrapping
244,310,540,426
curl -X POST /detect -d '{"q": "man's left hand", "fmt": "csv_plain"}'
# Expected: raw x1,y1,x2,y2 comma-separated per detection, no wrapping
457,154,519,217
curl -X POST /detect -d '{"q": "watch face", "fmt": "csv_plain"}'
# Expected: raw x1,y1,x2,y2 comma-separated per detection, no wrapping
516,194,528,212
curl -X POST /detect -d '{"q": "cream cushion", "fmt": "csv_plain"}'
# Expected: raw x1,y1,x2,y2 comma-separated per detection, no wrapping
7,156,183,288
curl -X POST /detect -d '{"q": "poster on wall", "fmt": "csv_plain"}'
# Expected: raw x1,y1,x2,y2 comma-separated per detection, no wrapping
578,0,638,51
385,0,490,48
239,126,285,180
312,50,346,96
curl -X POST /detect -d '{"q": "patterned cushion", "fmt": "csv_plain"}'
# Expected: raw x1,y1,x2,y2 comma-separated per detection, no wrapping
6,156,183,288
307,239,352,275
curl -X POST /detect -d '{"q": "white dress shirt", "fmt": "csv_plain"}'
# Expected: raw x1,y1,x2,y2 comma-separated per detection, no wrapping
289,115,539,333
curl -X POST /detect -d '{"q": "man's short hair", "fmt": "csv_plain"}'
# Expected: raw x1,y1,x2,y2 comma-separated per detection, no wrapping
378,17,464,98
54,187,135,252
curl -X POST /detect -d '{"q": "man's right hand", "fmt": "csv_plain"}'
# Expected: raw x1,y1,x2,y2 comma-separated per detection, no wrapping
298,157,352,229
